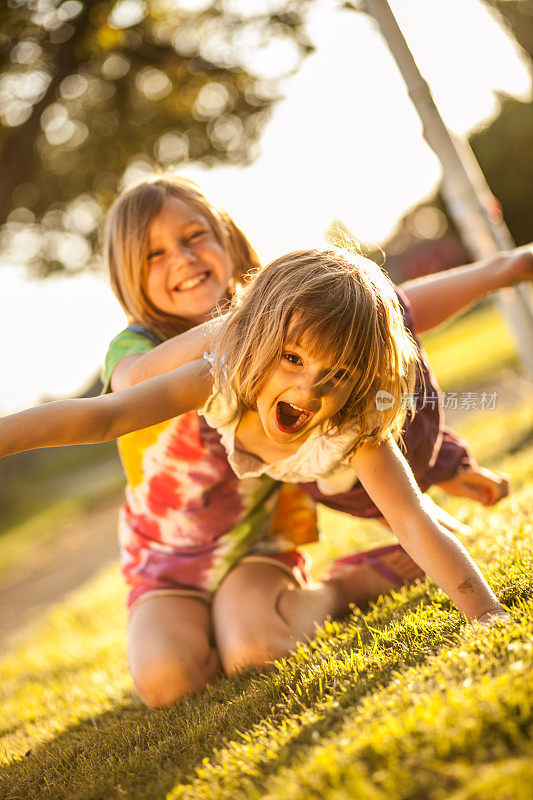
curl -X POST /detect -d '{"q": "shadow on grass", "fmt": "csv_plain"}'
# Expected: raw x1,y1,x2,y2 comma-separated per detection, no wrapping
0,595,448,800
505,427,533,458
1,670,274,800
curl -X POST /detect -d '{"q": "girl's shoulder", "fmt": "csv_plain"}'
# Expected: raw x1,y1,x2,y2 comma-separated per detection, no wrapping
102,325,162,394
120,324,162,346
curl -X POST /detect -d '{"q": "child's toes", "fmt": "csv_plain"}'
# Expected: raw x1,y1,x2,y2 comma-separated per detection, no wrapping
438,465,511,506
476,467,511,505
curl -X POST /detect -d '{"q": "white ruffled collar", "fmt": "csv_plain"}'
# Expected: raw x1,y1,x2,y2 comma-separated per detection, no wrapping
200,375,358,493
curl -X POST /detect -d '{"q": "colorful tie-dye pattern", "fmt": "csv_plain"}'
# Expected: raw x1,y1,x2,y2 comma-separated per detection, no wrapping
118,413,318,599
104,329,319,605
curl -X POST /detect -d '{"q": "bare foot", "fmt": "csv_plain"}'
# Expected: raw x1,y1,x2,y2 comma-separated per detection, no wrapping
322,545,425,615
501,244,533,286
438,464,510,507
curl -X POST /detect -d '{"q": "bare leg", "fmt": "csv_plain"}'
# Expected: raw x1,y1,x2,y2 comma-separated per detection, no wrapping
419,494,472,535
401,245,533,333
323,546,425,611
373,496,471,536
212,561,339,674
128,595,221,707
321,489,486,611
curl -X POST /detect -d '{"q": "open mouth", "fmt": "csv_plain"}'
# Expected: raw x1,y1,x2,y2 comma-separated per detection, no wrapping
174,271,210,292
275,401,313,433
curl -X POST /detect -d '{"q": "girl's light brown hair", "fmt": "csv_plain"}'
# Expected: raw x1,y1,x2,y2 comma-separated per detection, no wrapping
104,173,260,341
214,249,420,450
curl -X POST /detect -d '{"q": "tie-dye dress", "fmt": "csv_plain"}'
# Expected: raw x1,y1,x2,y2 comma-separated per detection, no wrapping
103,328,319,608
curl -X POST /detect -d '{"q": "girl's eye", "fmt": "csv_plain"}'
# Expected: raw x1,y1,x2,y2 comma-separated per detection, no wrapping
283,352,302,366
147,250,164,261
187,230,206,243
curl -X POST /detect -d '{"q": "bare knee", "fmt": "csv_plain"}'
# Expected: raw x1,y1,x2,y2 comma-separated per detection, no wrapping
213,563,304,674
221,630,292,675
127,594,220,707
221,586,328,674
131,652,211,708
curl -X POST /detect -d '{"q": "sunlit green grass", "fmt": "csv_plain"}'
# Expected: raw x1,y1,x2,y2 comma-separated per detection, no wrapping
0,303,531,799
1,495,530,800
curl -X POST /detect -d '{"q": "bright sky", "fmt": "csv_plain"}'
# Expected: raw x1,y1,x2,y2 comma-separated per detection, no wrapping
1,0,530,413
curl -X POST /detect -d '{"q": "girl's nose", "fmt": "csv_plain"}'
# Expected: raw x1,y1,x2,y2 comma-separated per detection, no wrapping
169,242,195,270
297,375,322,409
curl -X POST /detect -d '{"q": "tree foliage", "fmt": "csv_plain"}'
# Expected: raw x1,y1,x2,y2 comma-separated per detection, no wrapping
470,96,533,247
481,0,533,71
0,0,314,274
470,1,533,246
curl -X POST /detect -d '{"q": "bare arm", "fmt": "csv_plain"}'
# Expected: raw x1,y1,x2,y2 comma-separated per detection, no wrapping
0,359,213,458
112,316,227,391
350,438,506,621
401,245,533,333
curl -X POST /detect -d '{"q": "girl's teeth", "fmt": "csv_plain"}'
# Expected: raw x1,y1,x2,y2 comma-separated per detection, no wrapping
177,273,207,291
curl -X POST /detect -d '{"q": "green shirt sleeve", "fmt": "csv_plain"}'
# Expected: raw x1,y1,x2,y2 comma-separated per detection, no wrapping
102,327,158,394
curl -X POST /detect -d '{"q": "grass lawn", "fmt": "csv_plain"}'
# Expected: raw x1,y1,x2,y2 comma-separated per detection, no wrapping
1,302,532,800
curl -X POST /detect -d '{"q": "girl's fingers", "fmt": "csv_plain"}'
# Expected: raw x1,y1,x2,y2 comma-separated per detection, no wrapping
475,610,513,626
507,246,533,284
420,494,471,536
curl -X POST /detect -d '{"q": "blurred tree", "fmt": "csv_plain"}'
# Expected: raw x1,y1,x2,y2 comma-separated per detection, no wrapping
481,0,533,73
0,0,314,275
471,1,533,246
470,96,533,247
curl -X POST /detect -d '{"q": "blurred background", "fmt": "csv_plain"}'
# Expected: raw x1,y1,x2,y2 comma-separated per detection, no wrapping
1,0,532,643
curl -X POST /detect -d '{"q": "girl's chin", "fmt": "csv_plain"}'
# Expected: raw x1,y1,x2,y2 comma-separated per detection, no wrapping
164,298,217,322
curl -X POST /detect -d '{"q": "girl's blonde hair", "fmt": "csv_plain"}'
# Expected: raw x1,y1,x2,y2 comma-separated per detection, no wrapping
215,249,420,449
104,173,260,341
